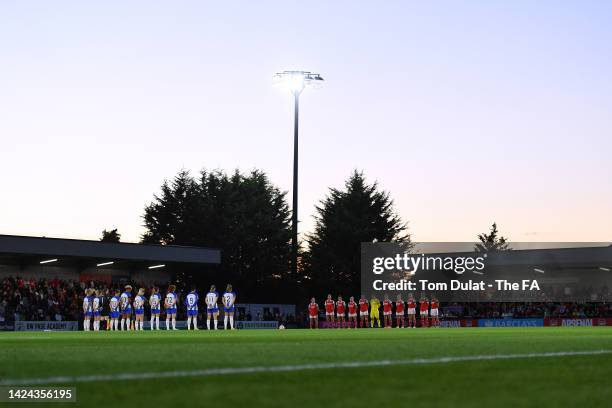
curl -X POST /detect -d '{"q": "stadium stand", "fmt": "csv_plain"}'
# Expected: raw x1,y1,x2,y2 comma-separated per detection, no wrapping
0,276,297,329
4,276,609,326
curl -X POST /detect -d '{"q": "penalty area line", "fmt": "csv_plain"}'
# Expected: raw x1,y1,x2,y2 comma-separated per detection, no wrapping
1,350,610,386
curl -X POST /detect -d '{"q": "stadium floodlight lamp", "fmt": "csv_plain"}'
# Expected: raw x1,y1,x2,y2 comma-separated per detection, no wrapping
148,264,165,269
39,258,58,264
273,69,324,280
534,268,545,274
97,261,114,267
600,267,611,272
273,70,324,95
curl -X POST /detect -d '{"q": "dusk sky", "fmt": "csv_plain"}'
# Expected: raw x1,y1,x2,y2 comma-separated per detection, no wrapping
1,1,610,243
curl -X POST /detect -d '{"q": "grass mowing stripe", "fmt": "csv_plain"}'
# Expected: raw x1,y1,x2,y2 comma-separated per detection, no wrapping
1,349,610,386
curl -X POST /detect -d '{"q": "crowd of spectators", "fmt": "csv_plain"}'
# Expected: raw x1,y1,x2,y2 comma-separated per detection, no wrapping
1,276,81,323
442,302,612,319
1,276,610,328
0,276,144,324
0,276,297,326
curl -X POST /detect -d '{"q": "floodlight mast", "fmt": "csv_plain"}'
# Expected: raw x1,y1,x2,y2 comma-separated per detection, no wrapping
274,70,324,280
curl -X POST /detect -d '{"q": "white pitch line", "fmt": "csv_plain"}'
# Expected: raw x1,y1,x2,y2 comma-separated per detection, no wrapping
1,350,610,386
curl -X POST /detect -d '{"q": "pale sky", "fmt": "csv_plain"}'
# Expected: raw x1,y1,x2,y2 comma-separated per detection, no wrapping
1,1,610,243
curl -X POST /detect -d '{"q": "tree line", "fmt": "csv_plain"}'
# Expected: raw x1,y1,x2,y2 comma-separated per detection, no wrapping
103,169,508,303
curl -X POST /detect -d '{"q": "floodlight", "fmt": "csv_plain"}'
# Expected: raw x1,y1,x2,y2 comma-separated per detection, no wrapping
273,70,324,94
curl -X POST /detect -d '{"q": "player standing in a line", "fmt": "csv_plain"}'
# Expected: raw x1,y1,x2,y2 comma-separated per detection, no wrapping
359,295,369,328
383,294,393,328
205,285,219,330
109,290,120,331
165,285,178,330
222,284,236,330
308,298,319,329
82,288,93,331
185,287,199,330
406,295,416,328
133,288,146,331
336,295,346,328
99,290,108,330
347,296,358,329
149,287,161,330
419,297,429,328
430,297,440,328
370,295,381,328
92,290,101,331
120,285,133,331
395,295,405,328
324,294,335,328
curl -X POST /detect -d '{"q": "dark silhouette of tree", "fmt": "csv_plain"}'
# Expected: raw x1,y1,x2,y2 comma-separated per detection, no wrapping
141,169,292,301
306,170,411,296
100,229,121,243
141,170,203,246
474,222,510,252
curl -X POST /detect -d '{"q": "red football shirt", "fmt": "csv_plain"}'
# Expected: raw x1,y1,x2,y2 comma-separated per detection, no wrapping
308,303,318,317
395,300,404,313
383,300,392,313
336,300,346,314
325,299,335,313
348,301,357,314
359,298,369,312
407,300,416,309
420,301,429,312
431,301,439,309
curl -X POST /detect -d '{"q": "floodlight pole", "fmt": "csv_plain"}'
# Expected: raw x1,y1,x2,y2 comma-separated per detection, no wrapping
275,70,323,279
291,91,300,279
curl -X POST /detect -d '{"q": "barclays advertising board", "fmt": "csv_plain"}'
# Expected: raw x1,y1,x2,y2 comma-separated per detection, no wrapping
478,318,544,327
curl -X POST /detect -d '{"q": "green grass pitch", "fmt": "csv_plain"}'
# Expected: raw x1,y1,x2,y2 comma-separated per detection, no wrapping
1,327,611,407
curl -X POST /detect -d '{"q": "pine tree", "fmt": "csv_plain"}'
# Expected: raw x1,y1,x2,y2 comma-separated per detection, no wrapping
141,170,203,246
100,229,121,243
141,169,292,301
306,170,410,296
474,222,510,252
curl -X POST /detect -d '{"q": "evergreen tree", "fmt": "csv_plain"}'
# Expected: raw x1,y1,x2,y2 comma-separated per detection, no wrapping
100,229,121,243
306,170,410,296
141,169,292,301
141,170,203,245
474,222,510,252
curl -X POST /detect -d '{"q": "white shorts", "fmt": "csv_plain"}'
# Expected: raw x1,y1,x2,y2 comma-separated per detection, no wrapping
326,312,334,317
407,308,416,315
395,312,404,317
420,310,429,317
360,311,368,317
309,315,317,319
348,313,357,318
384,311,392,316
430,309,438,317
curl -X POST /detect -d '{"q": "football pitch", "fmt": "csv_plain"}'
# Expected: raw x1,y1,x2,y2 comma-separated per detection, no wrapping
1,327,611,407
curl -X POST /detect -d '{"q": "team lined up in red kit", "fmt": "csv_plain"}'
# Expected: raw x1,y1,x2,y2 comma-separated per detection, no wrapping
307,294,441,328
